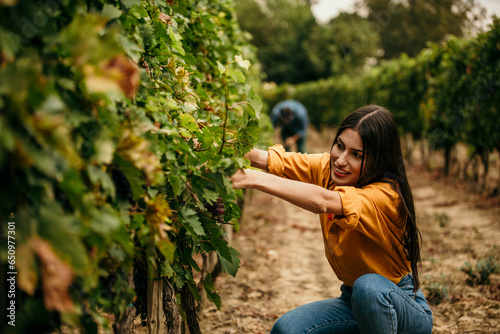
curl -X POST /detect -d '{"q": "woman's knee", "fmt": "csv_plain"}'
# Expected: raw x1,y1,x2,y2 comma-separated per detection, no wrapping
271,298,350,334
270,315,285,334
270,308,304,334
352,274,390,300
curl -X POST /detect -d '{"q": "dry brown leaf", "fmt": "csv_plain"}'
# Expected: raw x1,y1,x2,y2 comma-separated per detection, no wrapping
31,237,75,312
16,243,38,296
84,55,139,99
102,55,139,98
159,13,171,24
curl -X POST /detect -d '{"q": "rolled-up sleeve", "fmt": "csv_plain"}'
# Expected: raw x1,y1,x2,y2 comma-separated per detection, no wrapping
334,186,362,230
267,144,287,176
267,144,330,185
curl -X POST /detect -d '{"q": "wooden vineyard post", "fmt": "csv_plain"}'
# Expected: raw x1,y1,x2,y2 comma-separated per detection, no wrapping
181,285,202,334
147,277,182,334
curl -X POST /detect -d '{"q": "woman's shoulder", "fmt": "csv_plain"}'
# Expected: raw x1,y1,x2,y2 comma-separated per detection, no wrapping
359,179,401,207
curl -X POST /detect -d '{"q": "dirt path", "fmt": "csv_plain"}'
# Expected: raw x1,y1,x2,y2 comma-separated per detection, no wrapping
410,167,500,333
199,131,500,334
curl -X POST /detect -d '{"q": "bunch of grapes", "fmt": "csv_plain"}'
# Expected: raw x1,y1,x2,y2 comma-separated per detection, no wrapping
207,198,225,217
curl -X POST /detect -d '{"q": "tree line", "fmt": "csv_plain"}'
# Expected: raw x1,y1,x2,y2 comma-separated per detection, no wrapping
235,0,487,84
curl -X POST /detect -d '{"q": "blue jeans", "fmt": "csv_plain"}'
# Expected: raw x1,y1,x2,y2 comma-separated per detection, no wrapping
271,274,433,334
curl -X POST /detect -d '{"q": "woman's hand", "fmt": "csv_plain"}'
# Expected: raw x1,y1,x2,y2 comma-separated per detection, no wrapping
230,169,256,189
230,148,269,189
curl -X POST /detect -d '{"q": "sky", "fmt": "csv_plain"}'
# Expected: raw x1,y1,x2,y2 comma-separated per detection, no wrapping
311,0,500,24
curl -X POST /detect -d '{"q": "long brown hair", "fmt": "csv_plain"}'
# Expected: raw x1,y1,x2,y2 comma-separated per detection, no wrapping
332,105,422,292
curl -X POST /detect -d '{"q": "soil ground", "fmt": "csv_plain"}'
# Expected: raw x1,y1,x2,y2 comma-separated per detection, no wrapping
198,129,500,334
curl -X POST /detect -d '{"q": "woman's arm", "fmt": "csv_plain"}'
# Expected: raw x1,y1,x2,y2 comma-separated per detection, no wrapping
230,169,343,215
244,148,269,170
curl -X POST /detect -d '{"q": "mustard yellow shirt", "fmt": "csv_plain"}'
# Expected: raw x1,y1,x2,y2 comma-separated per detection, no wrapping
267,145,411,287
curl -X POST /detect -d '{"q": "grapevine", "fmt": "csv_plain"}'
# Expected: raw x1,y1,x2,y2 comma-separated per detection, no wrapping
0,0,264,332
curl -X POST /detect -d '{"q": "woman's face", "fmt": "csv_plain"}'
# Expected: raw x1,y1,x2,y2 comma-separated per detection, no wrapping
330,128,364,186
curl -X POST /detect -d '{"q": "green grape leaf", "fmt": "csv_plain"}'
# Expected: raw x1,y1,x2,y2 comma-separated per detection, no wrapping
157,240,175,264
87,165,116,200
187,281,201,302
203,274,222,309
160,259,174,279
228,67,245,83
180,206,205,236
121,0,142,8
202,188,219,204
179,113,199,133
59,168,87,209
35,201,89,274
90,204,122,235
102,4,123,20
167,26,185,55
217,247,240,277
168,173,182,196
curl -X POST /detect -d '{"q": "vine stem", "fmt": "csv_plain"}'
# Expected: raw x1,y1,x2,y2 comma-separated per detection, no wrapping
230,101,247,109
219,62,230,154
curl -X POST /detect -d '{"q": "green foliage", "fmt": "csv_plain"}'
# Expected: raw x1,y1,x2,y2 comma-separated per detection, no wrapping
236,0,483,85
235,0,318,84
423,274,449,305
235,0,380,84
361,0,486,59
303,12,381,78
435,212,451,228
424,284,448,305
461,253,500,286
0,0,264,331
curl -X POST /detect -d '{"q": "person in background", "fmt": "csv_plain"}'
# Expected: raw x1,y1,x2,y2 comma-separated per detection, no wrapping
231,105,433,333
271,99,309,153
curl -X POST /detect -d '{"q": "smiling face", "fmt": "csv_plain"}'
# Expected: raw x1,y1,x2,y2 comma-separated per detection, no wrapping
330,128,364,186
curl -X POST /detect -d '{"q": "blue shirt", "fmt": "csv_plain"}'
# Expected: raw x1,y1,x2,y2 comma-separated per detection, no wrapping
271,100,309,138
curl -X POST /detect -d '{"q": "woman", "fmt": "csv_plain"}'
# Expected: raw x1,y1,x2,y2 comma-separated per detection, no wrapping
230,105,433,333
